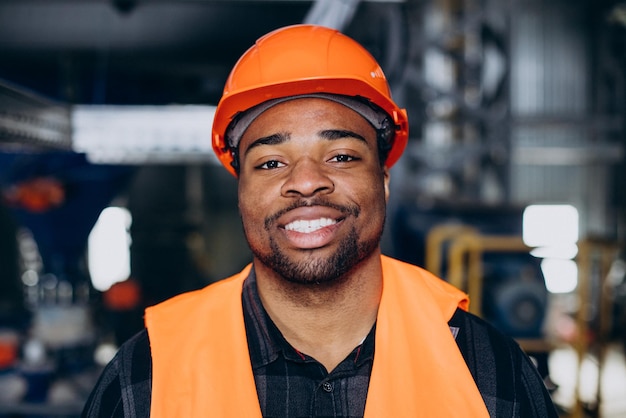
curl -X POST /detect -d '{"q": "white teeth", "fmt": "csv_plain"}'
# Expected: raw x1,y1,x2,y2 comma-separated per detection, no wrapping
284,218,336,233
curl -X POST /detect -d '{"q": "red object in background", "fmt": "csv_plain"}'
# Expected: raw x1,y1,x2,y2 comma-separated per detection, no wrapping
103,279,142,311
2,177,65,213
0,333,18,369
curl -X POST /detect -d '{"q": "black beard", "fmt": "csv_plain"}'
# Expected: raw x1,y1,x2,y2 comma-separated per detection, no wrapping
249,221,384,286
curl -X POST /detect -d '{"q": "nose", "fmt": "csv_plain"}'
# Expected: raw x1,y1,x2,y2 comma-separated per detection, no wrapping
280,158,335,197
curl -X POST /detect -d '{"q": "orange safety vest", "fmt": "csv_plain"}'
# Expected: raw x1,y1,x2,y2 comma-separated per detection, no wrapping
145,256,489,417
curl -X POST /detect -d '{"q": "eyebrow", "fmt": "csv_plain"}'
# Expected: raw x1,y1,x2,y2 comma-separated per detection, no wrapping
319,129,367,143
244,129,367,156
244,133,289,156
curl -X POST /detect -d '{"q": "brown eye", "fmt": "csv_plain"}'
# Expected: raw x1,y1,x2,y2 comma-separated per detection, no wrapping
329,154,358,163
257,160,285,170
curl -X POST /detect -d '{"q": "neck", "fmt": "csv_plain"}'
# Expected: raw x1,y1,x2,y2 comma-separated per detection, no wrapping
254,254,383,372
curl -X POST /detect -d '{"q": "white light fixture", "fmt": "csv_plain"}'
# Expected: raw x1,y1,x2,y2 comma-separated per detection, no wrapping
72,105,218,164
523,204,579,293
88,207,132,291
523,204,579,248
540,258,578,293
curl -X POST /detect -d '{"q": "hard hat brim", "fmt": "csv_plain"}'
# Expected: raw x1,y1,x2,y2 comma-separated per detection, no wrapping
212,77,409,177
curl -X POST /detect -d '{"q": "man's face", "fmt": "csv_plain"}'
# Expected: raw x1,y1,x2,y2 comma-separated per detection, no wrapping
237,98,390,285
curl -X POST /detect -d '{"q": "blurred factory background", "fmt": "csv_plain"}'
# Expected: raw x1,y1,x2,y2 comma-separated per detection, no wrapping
0,0,625,416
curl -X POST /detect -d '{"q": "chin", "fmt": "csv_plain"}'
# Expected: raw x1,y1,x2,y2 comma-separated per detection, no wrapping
254,228,380,285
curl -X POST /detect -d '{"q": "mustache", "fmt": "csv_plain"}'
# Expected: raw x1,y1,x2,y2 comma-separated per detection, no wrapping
264,198,360,230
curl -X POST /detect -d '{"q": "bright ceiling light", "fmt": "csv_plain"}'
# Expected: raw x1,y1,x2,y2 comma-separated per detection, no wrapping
523,204,580,293
523,204,579,248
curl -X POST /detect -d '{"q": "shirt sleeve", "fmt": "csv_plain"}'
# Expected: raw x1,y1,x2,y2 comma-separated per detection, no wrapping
518,349,559,417
81,329,152,418
449,308,559,418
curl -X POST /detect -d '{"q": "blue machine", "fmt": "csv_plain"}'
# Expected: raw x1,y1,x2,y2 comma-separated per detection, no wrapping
389,201,549,339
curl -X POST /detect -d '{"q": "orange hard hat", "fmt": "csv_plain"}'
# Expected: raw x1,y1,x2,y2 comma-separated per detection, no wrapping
211,24,409,177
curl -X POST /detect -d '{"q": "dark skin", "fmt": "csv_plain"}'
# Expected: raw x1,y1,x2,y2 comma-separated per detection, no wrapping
236,98,390,371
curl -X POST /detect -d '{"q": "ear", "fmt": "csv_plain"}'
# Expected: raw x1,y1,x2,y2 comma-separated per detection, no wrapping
383,166,390,202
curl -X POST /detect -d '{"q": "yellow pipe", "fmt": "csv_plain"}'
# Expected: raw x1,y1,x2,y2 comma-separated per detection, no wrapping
431,226,555,357
571,238,621,418
447,234,529,316
425,224,476,276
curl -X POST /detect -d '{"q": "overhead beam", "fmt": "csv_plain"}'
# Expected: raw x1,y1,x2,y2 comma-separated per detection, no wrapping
0,81,72,151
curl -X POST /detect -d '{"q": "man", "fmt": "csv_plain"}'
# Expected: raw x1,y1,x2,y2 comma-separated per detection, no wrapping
82,24,558,417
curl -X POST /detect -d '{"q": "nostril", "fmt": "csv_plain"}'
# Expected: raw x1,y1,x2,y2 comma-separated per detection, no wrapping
281,163,335,197
282,183,334,197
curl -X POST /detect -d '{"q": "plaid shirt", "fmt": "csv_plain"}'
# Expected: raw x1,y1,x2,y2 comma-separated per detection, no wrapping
82,269,558,417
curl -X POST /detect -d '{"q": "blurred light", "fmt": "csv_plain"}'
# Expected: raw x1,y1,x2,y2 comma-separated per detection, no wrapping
523,204,579,293
607,259,626,287
72,105,218,164
523,204,579,247
530,243,579,260
17,228,43,273
21,269,39,287
424,48,456,92
94,343,118,367
88,207,132,291
541,259,578,293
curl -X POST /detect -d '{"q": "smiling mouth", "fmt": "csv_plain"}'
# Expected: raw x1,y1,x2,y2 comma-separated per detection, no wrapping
284,217,337,233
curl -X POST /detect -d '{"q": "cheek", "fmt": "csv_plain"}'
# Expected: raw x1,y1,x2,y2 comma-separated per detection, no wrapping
348,177,387,223
369,190,388,223
238,188,255,222
238,182,269,234
368,177,389,217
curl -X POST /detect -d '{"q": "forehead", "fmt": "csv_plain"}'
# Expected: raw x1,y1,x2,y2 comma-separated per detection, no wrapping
239,98,376,145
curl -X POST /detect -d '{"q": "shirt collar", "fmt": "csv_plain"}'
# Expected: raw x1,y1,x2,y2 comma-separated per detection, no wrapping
242,267,375,370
